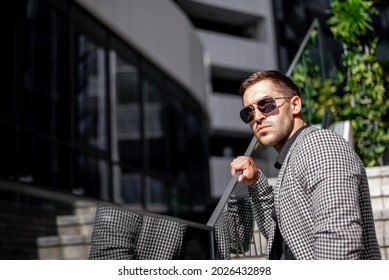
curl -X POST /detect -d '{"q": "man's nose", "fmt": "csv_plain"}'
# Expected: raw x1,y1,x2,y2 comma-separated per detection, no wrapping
253,107,266,122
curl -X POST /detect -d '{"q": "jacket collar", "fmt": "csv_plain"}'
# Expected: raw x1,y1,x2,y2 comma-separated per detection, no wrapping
274,125,309,170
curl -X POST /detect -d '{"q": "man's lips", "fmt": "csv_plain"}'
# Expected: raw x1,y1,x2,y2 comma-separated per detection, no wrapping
257,125,271,132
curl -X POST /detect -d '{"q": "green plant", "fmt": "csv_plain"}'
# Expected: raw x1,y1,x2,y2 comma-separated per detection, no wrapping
328,0,389,167
291,23,339,125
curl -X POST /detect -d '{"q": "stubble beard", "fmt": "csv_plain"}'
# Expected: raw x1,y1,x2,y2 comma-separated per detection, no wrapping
255,118,294,152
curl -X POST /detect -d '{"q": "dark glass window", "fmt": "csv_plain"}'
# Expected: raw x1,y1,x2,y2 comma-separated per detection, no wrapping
75,33,107,150
19,0,70,140
18,132,71,191
143,70,169,174
165,84,188,176
2,0,16,124
182,105,209,207
141,63,210,215
118,167,142,205
0,123,18,180
145,175,169,211
73,151,109,200
212,77,242,95
5,0,211,214
113,53,141,166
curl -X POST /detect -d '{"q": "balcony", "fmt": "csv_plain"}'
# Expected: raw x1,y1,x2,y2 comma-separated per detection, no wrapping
197,30,277,72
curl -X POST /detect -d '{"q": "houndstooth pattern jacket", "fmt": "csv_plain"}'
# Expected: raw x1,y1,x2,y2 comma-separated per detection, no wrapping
249,126,381,259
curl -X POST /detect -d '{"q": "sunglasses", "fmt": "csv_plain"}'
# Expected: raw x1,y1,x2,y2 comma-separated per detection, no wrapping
240,96,290,123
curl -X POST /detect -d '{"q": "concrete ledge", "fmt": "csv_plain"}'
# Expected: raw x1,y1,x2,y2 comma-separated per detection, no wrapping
57,214,95,226
366,166,389,178
373,209,389,220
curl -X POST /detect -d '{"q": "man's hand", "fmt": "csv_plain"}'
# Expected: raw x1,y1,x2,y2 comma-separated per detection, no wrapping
230,156,260,185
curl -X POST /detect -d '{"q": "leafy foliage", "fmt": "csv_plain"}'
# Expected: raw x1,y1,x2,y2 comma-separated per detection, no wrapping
328,0,377,46
328,0,389,166
291,22,339,125
292,0,388,167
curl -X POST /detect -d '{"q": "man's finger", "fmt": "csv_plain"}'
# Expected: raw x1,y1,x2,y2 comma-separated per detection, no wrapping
230,166,236,176
238,173,247,183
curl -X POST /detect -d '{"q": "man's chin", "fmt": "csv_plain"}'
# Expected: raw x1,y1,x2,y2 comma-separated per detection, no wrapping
257,134,276,147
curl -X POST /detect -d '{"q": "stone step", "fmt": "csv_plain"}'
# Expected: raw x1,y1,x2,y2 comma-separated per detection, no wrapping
73,200,97,216
36,200,96,260
57,214,95,236
37,235,90,260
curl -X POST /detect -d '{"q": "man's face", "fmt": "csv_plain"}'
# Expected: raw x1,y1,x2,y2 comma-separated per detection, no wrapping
242,80,295,152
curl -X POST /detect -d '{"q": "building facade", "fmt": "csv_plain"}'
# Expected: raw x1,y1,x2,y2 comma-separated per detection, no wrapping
2,0,214,258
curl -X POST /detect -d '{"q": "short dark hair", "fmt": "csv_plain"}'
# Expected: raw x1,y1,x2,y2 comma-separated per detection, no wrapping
239,70,301,98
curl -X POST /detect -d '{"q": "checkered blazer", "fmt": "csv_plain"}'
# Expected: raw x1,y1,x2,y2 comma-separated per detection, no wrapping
249,126,381,259
214,189,254,259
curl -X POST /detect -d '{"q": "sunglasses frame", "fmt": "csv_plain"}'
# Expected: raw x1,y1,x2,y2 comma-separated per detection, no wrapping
240,96,290,124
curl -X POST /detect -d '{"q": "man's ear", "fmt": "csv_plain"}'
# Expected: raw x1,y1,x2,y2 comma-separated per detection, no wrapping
290,96,302,116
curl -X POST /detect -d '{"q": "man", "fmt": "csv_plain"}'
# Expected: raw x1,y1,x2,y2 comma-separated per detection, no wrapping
230,70,381,259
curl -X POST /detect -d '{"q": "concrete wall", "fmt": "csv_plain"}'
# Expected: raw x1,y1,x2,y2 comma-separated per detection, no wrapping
367,165,389,259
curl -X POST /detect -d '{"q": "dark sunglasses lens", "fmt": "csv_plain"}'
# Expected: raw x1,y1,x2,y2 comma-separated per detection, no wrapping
258,98,277,114
240,98,279,123
240,107,254,123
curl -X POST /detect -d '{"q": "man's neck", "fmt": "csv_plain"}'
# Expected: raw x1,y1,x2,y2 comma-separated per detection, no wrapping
274,123,309,169
290,119,307,139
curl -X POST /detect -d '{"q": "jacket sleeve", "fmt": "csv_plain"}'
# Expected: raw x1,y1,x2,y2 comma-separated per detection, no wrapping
248,173,274,240
214,190,254,259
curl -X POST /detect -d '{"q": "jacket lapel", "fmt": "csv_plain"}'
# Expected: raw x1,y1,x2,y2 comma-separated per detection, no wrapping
268,126,317,258
275,126,318,212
